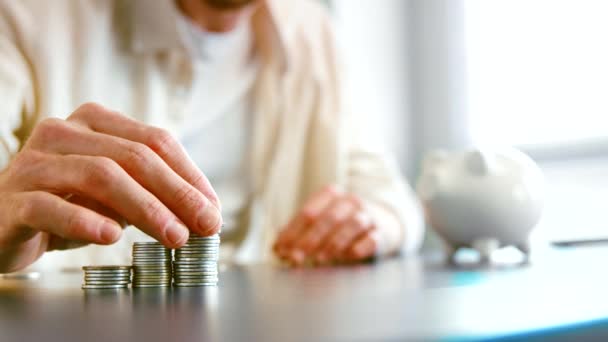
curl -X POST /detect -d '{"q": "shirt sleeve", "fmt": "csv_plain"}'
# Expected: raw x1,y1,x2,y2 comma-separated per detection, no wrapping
314,8,425,255
0,2,35,170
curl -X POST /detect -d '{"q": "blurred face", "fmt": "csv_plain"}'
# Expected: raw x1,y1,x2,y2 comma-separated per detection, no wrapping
177,0,262,33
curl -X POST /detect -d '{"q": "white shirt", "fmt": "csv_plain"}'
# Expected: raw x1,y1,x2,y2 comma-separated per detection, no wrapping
175,14,257,236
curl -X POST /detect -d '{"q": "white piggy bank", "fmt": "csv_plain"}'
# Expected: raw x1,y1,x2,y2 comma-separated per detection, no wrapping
416,148,544,263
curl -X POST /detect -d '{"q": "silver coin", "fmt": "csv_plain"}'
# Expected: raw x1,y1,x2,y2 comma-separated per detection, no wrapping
82,284,129,289
132,284,171,288
132,251,170,255
133,277,172,281
85,281,131,286
84,279,131,283
84,272,131,276
187,237,220,241
174,254,219,259
173,259,218,263
133,270,172,275
133,264,172,268
83,272,131,277
132,252,169,254
132,272,172,277
182,241,220,246
133,260,171,267
83,270,131,275
133,246,169,250
132,258,172,262
84,276,131,280
173,283,217,287
83,266,131,271
133,273,172,276
131,250,171,255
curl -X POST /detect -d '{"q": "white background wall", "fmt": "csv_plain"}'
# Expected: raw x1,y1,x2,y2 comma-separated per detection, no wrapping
331,0,608,246
332,0,415,178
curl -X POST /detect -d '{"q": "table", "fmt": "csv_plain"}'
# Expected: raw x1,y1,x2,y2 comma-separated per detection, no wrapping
1,246,608,341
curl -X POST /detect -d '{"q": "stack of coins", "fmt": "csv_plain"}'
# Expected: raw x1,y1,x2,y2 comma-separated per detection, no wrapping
82,266,131,290
173,233,220,287
132,242,172,288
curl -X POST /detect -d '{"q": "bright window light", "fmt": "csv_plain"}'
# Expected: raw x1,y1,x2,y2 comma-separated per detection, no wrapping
464,0,608,148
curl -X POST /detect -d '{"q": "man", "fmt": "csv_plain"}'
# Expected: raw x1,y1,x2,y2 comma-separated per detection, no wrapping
0,0,423,272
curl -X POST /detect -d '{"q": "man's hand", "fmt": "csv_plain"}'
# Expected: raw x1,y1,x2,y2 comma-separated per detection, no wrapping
273,186,382,266
0,103,222,272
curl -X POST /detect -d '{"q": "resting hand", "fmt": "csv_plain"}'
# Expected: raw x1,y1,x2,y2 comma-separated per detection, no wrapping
273,186,389,266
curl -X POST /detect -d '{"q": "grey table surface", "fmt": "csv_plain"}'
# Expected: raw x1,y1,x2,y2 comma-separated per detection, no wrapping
1,246,608,342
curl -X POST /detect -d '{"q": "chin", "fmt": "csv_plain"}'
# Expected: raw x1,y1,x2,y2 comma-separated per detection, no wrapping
207,18,241,33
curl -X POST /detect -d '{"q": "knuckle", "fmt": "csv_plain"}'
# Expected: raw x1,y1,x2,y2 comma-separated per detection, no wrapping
9,150,42,175
141,198,172,231
70,102,105,121
82,157,121,189
123,142,153,167
147,128,176,158
189,172,207,193
174,184,206,212
30,118,68,144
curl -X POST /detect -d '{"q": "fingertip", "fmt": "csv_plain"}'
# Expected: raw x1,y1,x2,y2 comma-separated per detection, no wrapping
100,222,122,244
165,221,189,248
197,205,223,236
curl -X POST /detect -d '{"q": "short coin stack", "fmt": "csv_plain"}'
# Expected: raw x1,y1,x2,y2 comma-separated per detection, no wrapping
132,242,172,288
82,266,131,290
173,233,220,287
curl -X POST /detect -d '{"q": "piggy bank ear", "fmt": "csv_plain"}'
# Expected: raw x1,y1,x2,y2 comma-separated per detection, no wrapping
465,149,493,176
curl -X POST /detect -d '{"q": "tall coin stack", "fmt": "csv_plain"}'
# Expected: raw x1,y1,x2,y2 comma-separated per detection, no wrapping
82,266,131,290
132,242,172,288
173,233,220,287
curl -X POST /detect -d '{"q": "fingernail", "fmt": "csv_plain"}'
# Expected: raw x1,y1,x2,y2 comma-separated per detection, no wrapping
166,221,189,246
198,205,223,235
101,223,121,243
